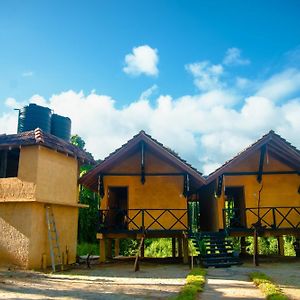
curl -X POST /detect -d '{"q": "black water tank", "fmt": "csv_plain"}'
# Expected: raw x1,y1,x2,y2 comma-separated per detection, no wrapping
17,103,52,133
50,114,71,141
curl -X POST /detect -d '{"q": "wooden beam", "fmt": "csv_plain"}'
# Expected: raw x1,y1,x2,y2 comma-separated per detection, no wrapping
134,237,145,272
99,239,106,263
216,175,223,197
172,238,176,258
223,171,300,176
114,239,120,257
0,150,7,178
106,239,112,259
183,237,189,264
253,228,259,266
141,141,145,184
277,236,285,256
178,238,183,258
98,174,105,198
101,172,186,176
257,145,266,183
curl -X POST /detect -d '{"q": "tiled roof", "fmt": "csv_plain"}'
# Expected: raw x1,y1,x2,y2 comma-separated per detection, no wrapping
206,130,300,183
79,130,205,191
0,128,94,164
104,130,202,176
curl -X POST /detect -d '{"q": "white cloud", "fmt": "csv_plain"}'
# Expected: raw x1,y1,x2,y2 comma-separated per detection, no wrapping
2,50,300,176
22,71,34,77
256,68,300,102
123,45,159,76
1,84,300,175
223,48,250,66
139,84,158,101
186,61,224,91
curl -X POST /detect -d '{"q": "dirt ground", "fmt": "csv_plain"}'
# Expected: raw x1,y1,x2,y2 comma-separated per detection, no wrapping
0,258,299,300
0,261,190,299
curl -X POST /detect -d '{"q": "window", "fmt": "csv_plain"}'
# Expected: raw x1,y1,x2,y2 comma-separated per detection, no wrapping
0,149,20,178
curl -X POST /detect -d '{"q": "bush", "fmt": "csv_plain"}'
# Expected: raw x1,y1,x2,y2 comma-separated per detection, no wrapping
245,236,296,256
77,243,99,256
173,268,206,300
145,238,172,257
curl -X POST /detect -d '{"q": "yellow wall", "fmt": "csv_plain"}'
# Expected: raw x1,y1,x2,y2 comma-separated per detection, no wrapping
101,150,188,230
3,145,79,205
35,147,78,205
217,151,300,229
0,202,78,269
28,203,78,269
0,202,31,268
0,145,80,269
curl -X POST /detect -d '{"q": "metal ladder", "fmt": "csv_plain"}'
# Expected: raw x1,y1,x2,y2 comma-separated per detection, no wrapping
45,205,62,272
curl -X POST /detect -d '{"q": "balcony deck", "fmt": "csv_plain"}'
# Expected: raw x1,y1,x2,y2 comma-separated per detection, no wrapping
98,208,189,238
223,206,300,237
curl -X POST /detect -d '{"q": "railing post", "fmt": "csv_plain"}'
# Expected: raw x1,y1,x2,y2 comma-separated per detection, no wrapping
272,208,276,229
223,209,226,229
142,209,145,230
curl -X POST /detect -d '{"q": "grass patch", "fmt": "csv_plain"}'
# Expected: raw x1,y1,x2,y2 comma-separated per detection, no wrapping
77,242,99,256
249,272,288,300
172,268,206,300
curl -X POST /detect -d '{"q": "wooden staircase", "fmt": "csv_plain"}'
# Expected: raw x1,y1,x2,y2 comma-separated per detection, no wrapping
190,231,242,268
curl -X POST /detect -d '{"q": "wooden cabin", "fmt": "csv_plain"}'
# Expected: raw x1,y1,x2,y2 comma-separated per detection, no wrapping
0,129,91,269
79,131,206,262
200,131,300,243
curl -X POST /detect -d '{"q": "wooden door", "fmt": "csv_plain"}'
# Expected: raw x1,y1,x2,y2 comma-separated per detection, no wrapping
107,187,128,229
225,186,246,228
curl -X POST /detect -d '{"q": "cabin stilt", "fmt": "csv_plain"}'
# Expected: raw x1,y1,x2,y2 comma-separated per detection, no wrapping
277,236,285,256
106,239,113,259
183,237,189,264
172,238,176,258
115,239,120,257
99,239,106,263
178,238,183,258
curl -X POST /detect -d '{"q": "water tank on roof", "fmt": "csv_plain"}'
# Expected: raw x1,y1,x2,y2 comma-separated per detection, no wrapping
50,114,71,141
17,103,52,133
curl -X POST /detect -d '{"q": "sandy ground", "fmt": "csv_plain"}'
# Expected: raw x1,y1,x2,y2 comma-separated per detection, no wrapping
0,259,299,300
200,267,265,300
200,258,300,300
0,262,190,299
255,260,300,300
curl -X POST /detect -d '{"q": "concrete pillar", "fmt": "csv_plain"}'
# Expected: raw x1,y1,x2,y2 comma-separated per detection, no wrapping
183,237,189,264
99,239,106,263
115,239,120,257
277,236,285,256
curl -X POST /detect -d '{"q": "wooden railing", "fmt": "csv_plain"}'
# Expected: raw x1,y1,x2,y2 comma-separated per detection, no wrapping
223,206,300,230
98,208,188,232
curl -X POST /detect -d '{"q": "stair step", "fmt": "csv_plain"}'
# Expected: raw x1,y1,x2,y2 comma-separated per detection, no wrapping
205,247,233,251
202,253,234,258
202,261,241,268
202,256,239,262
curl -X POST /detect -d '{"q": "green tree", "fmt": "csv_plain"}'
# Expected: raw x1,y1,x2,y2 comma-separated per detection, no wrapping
71,135,99,244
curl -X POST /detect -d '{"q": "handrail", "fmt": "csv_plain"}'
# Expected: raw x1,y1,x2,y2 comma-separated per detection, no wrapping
223,206,300,230
99,208,188,231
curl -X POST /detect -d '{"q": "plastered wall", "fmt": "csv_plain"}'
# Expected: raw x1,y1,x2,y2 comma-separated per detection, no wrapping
101,150,188,230
217,151,300,229
0,145,80,269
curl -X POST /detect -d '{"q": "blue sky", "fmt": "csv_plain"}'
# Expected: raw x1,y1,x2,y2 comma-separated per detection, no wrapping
1,1,300,174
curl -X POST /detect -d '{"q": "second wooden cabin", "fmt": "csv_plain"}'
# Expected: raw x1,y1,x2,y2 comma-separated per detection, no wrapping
200,131,300,253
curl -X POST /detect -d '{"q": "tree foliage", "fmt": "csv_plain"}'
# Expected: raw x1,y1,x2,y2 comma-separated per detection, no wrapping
71,134,99,244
